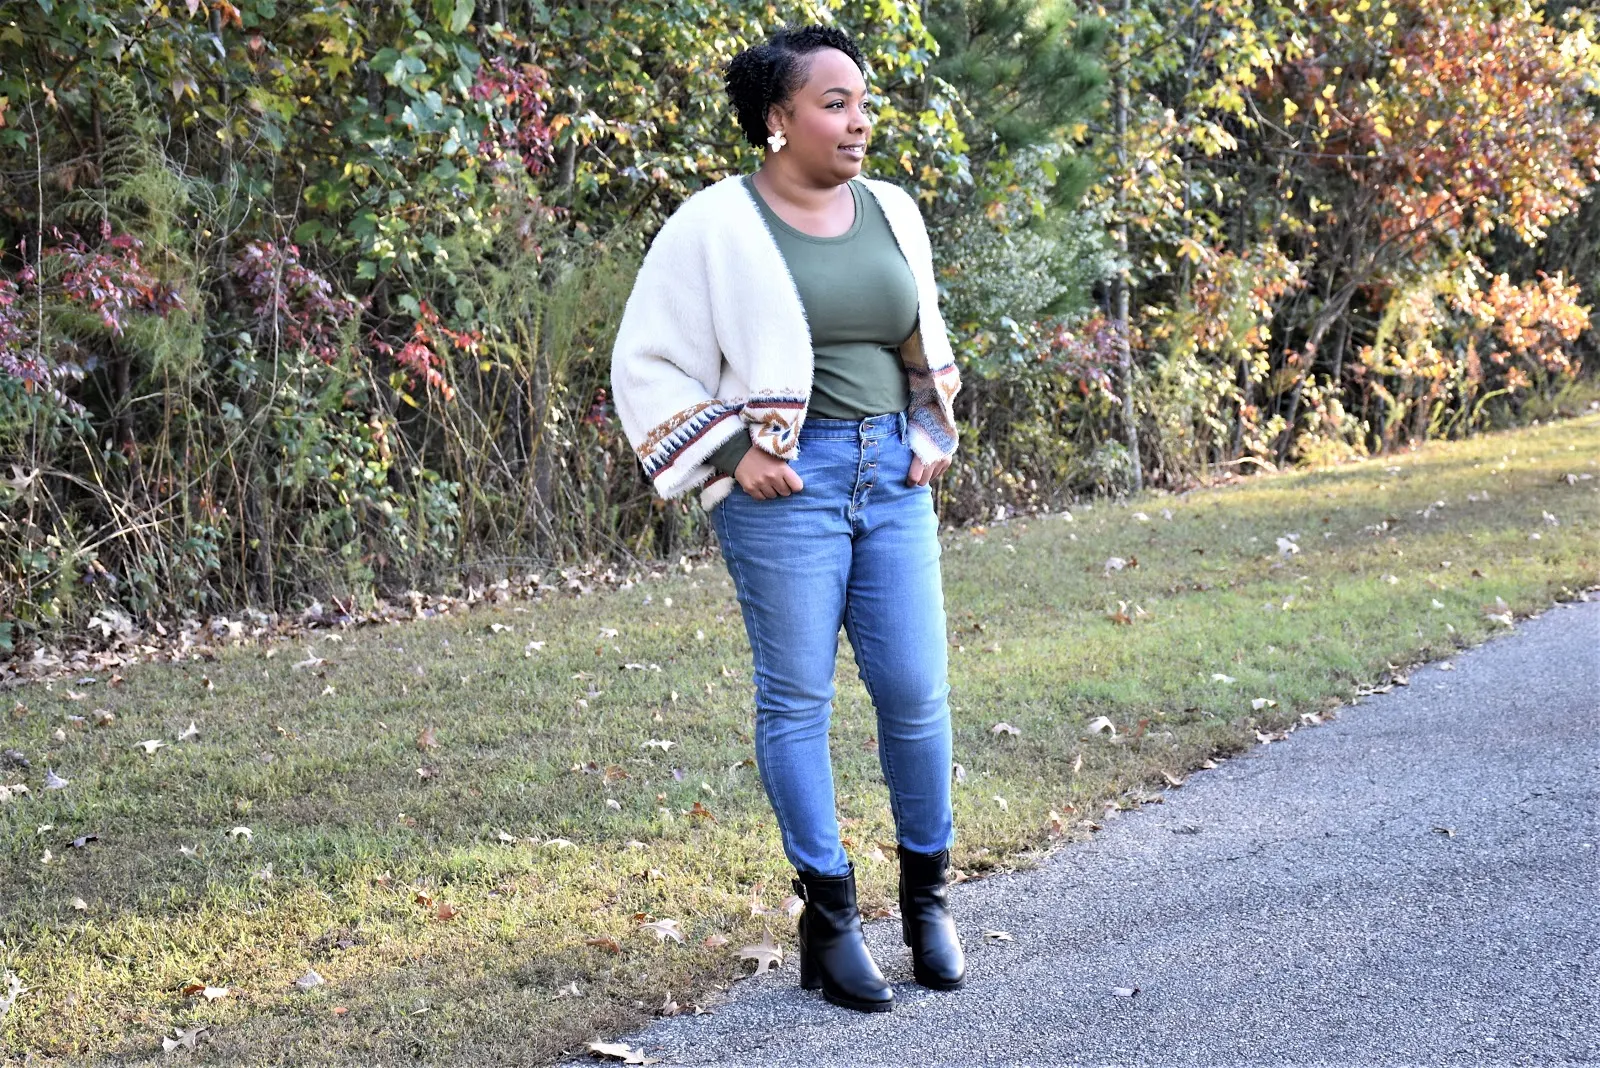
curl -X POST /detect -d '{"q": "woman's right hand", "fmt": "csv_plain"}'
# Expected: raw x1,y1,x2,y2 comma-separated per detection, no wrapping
734,447,804,499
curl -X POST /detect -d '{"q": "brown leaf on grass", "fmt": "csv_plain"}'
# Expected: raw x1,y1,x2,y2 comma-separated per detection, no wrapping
416,724,439,751
413,891,433,907
435,902,459,921
584,936,622,953
702,933,729,949
737,931,784,975
990,721,1020,736
1161,771,1187,787
687,801,715,822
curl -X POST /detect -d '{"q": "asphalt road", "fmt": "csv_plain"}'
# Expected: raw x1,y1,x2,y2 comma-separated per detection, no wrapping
564,595,1600,1068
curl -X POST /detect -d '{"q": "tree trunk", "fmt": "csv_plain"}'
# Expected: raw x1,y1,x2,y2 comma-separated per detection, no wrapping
1111,0,1142,492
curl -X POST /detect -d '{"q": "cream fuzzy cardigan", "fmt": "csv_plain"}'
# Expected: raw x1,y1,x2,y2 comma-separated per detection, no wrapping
609,172,962,512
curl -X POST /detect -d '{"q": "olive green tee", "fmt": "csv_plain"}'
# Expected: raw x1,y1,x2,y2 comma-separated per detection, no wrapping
708,173,919,477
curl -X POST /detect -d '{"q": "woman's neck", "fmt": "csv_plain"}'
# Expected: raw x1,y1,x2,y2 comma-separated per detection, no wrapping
752,162,851,215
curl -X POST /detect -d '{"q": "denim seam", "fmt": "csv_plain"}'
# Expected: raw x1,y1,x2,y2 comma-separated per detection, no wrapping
714,503,802,870
843,595,908,846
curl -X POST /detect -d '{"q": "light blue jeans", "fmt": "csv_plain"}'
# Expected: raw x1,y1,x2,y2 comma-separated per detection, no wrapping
710,411,956,877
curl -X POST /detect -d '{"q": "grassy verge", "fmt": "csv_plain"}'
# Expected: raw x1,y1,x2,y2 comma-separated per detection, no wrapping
2,414,1597,1066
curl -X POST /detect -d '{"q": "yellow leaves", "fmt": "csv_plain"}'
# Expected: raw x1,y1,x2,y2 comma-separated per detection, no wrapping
1284,98,1299,119
1176,236,1212,264
1383,10,1398,27
1425,119,1445,138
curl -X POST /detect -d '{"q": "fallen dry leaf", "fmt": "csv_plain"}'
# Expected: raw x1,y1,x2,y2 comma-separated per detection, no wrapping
584,1040,658,1064
638,918,683,943
737,930,784,975
161,1025,208,1052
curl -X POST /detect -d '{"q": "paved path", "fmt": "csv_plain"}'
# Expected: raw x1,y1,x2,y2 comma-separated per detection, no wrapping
567,597,1599,1067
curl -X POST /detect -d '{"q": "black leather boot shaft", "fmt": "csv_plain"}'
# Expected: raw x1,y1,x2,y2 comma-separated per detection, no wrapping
793,862,894,1012
897,845,966,990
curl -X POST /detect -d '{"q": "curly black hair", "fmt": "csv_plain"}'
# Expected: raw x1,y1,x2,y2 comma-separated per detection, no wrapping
723,25,868,149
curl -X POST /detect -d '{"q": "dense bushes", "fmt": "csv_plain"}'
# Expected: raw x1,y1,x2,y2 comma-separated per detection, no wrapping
1,0,1595,654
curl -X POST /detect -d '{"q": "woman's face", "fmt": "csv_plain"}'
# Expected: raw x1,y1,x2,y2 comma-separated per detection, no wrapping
767,47,872,184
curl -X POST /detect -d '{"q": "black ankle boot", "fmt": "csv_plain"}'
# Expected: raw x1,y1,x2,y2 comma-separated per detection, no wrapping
897,845,966,990
793,862,894,1012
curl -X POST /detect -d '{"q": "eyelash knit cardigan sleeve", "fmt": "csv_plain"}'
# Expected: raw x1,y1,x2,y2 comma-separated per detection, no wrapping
609,172,962,513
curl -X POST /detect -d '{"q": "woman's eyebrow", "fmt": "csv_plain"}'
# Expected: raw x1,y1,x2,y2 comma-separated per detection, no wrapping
821,86,863,96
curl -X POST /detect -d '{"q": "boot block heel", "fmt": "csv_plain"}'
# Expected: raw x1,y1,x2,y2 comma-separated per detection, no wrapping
798,941,821,990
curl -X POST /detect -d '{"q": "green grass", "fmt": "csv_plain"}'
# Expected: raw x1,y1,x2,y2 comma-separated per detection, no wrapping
3,413,1597,1065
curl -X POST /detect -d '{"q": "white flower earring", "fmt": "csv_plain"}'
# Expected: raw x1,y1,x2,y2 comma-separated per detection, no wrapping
767,129,787,153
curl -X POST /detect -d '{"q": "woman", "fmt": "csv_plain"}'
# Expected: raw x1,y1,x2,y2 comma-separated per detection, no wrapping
609,24,965,1014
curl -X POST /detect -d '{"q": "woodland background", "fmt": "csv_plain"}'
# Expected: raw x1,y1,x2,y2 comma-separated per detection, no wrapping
2,0,1597,652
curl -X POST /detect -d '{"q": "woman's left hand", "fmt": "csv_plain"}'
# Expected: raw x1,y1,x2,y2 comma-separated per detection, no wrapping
907,454,951,487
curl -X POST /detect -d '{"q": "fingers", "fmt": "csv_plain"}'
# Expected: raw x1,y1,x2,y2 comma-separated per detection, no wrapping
906,457,950,487
741,466,802,500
